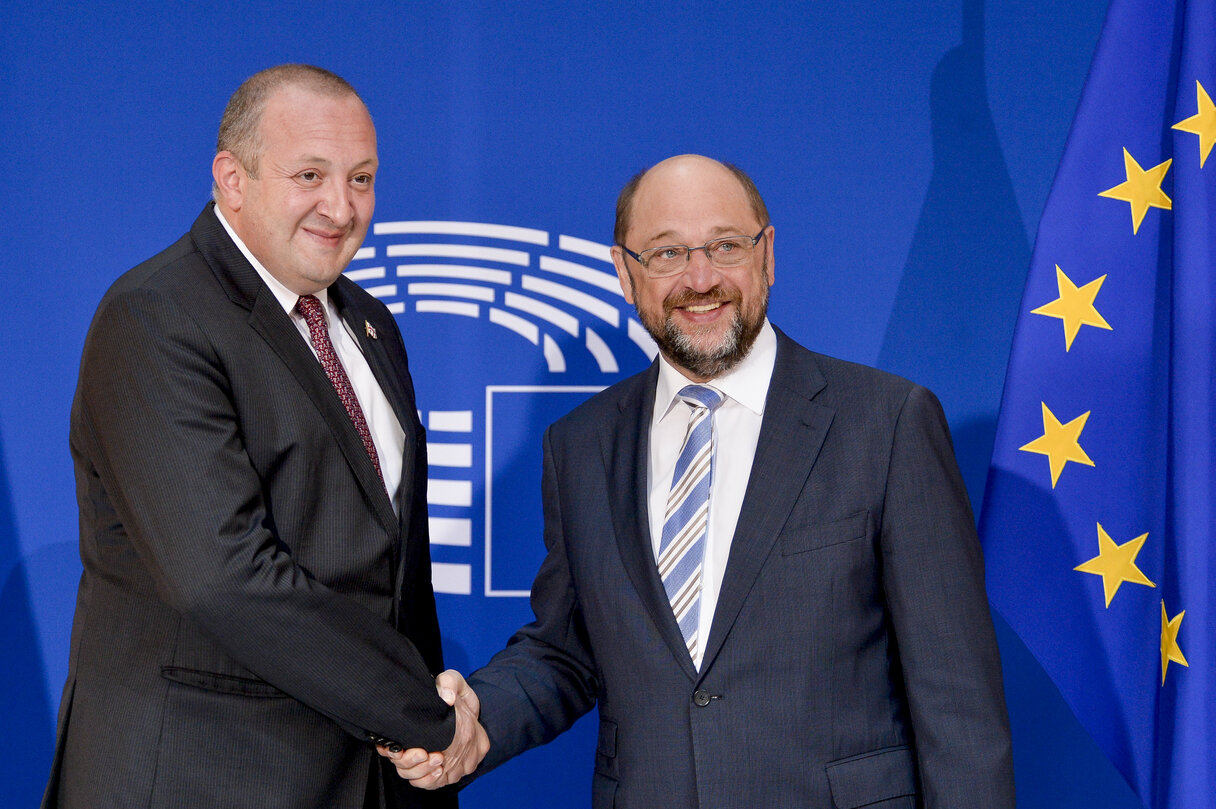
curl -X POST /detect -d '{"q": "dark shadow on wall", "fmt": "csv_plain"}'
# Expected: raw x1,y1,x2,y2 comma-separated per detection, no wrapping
950,417,998,516
877,0,1029,506
0,428,57,807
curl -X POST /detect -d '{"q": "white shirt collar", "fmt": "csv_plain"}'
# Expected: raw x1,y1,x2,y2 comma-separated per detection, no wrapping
213,204,330,315
655,319,777,420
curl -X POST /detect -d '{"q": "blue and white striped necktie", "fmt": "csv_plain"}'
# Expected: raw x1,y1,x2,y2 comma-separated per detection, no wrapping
659,384,725,664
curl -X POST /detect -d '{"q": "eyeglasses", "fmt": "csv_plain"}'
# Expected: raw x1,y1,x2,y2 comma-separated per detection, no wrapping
620,227,768,277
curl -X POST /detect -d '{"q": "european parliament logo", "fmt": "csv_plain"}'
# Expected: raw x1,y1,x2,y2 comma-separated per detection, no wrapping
345,220,656,599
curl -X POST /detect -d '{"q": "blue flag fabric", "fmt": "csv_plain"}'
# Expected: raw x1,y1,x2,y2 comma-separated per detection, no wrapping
979,1,1213,807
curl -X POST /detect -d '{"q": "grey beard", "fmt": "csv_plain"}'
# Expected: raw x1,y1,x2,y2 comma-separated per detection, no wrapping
647,285,768,379
626,257,770,380
658,310,747,379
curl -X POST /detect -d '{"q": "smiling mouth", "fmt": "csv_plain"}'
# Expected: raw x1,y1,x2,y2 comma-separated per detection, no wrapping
304,230,348,248
663,286,738,319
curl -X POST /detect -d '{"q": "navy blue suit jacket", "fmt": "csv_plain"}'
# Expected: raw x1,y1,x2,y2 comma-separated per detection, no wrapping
469,328,1015,808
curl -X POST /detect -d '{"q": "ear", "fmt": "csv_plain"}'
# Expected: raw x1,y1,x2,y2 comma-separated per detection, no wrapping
212,151,246,211
611,245,636,305
762,224,775,287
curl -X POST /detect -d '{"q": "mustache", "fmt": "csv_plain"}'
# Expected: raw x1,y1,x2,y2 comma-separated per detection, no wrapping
663,286,737,311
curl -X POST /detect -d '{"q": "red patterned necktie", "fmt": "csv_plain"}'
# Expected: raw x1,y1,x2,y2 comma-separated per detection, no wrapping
296,295,384,484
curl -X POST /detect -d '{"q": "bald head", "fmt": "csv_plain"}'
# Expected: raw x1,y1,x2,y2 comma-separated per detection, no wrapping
608,154,775,381
613,155,770,247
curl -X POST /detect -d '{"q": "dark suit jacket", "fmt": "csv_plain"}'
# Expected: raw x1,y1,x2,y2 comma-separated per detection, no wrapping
43,205,456,809
469,329,1015,808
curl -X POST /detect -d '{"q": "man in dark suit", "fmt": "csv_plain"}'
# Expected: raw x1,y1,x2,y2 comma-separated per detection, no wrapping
43,64,486,809
389,154,1015,807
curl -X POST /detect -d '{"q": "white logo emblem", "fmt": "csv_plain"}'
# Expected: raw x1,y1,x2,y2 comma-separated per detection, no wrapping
346,220,656,597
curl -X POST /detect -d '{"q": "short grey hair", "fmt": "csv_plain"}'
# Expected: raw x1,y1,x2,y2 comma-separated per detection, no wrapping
213,64,365,198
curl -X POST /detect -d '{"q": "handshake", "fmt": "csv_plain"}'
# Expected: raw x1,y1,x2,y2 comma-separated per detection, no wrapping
377,670,490,789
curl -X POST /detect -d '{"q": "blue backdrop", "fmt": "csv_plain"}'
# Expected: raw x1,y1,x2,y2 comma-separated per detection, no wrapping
1,1,1144,807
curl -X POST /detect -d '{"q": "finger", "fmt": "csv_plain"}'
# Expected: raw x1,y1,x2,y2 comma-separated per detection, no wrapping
439,670,480,717
457,683,481,715
395,755,444,781
408,765,447,790
434,671,460,706
436,669,467,697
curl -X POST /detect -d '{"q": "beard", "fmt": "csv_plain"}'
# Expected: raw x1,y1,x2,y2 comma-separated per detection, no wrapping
634,259,770,380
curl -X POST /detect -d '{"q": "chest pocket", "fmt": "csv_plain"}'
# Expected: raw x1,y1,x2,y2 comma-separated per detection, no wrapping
780,510,869,556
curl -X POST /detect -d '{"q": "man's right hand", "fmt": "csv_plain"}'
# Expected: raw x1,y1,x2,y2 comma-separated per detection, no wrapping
379,669,489,789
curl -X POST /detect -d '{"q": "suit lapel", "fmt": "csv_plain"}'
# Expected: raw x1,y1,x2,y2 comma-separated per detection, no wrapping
330,282,418,524
248,289,399,536
332,282,415,433
192,205,398,537
601,364,701,681
699,331,834,676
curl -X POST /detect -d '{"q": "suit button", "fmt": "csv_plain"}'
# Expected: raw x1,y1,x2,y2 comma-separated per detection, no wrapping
693,689,711,707
366,733,401,751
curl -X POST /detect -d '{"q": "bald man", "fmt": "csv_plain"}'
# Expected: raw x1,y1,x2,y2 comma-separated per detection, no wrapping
391,155,1015,808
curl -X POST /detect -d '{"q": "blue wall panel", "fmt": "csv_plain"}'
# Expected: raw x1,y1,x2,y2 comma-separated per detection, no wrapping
1,2,1141,806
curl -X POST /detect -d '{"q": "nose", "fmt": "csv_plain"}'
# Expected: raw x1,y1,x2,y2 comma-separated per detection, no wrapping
316,179,355,227
681,247,721,292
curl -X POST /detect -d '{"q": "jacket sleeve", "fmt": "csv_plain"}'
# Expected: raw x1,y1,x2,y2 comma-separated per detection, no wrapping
878,384,1016,808
466,425,599,775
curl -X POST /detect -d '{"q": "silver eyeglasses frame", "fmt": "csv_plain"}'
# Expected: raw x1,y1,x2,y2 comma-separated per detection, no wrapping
620,227,769,277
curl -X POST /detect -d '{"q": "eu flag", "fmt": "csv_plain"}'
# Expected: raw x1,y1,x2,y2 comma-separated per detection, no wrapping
979,0,1213,807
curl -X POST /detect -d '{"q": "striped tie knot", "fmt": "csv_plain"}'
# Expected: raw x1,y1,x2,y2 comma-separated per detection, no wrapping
678,384,725,412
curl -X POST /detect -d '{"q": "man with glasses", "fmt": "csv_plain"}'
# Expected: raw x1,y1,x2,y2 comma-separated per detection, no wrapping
387,154,1015,808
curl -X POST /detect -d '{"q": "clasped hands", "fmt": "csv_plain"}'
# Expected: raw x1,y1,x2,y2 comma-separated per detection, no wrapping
378,669,489,789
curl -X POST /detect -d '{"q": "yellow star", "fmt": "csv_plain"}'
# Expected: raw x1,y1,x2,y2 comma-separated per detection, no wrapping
1172,80,1216,168
1161,601,1189,685
1098,148,1172,234
1030,265,1113,351
1074,523,1155,607
1019,403,1095,488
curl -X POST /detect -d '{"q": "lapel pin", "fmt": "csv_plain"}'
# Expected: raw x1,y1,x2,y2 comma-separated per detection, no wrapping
364,320,379,340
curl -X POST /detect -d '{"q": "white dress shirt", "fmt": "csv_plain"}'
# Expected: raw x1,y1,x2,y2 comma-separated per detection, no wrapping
215,207,406,513
648,320,777,669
